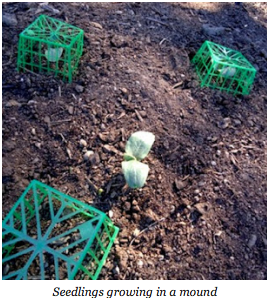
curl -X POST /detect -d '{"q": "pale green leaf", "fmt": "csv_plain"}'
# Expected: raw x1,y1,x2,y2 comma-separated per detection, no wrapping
27,30,35,36
122,160,149,189
221,66,236,77
45,47,63,62
125,131,155,161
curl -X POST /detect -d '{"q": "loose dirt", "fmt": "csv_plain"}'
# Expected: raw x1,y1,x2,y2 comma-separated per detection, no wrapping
2,2,267,279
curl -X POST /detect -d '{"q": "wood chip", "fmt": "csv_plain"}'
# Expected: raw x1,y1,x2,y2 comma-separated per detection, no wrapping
90,21,103,30
172,81,183,89
5,100,21,107
66,148,72,159
118,112,126,119
135,110,144,122
174,179,187,190
103,144,122,155
194,203,210,215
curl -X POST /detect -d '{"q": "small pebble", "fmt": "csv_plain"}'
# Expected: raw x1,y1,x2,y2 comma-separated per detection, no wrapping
248,234,257,248
218,118,231,129
139,111,147,118
132,200,138,206
110,191,117,199
68,105,74,115
137,260,143,268
83,150,94,161
35,142,42,149
121,87,128,94
233,119,242,126
3,264,10,275
202,24,225,36
170,205,176,213
193,189,200,195
216,150,221,156
123,202,131,211
79,139,87,148
108,210,114,218
133,228,140,237
194,196,200,202
75,84,84,93
175,179,187,190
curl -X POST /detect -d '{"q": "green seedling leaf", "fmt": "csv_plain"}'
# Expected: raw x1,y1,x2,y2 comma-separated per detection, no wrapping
123,153,136,161
122,160,149,189
97,188,104,196
45,47,63,62
125,131,155,161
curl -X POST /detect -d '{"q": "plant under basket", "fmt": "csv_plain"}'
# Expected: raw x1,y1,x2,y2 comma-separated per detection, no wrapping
192,41,256,95
17,14,84,82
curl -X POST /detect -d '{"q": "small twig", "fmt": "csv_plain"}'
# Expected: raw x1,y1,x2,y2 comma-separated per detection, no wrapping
172,81,183,89
86,177,99,194
159,38,167,45
2,84,15,89
50,119,72,126
59,133,66,143
129,217,166,246
23,67,42,77
146,17,170,28
135,110,144,122
162,145,180,157
151,7,164,17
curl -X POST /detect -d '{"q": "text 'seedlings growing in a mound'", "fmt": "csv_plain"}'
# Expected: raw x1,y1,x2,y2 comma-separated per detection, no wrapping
122,131,155,189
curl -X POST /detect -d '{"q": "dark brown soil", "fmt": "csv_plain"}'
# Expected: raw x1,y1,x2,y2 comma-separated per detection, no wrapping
2,2,267,280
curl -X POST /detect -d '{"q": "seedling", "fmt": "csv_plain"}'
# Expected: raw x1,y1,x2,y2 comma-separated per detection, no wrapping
122,131,155,189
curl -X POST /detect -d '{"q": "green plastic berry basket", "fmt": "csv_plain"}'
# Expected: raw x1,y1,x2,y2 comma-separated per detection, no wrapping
2,180,119,280
17,14,84,82
192,41,256,95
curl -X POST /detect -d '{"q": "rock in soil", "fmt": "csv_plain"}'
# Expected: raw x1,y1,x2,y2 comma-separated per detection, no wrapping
3,13,18,26
202,24,225,36
83,150,94,161
75,85,84,93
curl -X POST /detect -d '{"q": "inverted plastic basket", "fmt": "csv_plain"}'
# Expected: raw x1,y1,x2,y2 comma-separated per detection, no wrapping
192,41,256,95
2,180,119,280
17,14,84,82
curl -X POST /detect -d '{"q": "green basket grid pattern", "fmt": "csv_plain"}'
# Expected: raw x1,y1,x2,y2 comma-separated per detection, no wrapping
2,180,119,280
17,15,84,82
192,41,256,95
